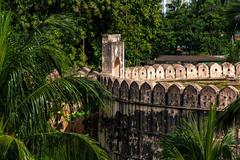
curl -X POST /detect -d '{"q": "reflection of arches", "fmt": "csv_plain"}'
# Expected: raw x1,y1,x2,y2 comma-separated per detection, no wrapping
114,57,120,77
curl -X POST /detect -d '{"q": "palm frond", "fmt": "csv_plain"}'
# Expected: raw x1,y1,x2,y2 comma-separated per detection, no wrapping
158,106,235,160
217,98,240,131
4,76,110,136
0,9,11,73
29,132,108,160
0,135,33,160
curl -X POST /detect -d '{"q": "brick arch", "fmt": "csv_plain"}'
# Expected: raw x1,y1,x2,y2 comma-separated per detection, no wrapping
153,64,165,79
209,63,222,78
183,84,202,108
167,83,184,106
173,64,186,79
146,66,156,80
140,82,152,103
236,62,240,78
218,86,239,110
139,67,147,80
125,67,132,79
130,81,140,102
132,67,139,80
153,83,169,105
103,77,107,86
163,64,175,79
184,63,198,79
222,62,235,78
196,63,209,79
120,80,130,100
200,85,219,109
112,79,120,97
107,78,113,92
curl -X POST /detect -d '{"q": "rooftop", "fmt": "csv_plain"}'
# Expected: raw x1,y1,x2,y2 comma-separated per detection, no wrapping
143,55,226,65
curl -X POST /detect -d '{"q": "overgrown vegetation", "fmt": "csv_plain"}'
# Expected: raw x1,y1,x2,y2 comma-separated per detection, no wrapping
158,106,236,160
0,4,110,160
1,0,238,67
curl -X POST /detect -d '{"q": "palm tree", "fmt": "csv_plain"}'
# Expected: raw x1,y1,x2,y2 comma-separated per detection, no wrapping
158,106,236,160
0,4,110,160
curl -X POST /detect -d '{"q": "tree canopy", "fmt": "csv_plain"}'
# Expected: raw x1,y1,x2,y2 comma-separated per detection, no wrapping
1,0,234,67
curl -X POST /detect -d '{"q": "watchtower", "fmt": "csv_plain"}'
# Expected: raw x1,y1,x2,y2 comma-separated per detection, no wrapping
102,34,125,78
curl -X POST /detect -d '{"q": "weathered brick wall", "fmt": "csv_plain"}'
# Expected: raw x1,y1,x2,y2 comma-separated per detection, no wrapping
124,62,240,81
100,77,239,110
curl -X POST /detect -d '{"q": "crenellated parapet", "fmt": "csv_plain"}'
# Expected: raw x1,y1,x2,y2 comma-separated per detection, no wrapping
100,76,239,110
124,62,240,81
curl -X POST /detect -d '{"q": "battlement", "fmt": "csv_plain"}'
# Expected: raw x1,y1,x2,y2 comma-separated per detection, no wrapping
100,76,239,110
125,62,240,81
100,34,240,110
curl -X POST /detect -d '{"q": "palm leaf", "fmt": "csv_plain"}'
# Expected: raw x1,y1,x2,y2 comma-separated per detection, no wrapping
217,98,240,131
158,106,235,160
29,132,108,160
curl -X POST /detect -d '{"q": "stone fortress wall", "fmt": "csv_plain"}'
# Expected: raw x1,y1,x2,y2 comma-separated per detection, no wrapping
99,34,240,159
100,76,239,111
125,62,240,80
100,34,240,110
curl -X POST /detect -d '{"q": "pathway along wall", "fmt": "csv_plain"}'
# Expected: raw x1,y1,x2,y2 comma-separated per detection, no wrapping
124,62,240,80
99,76,240,160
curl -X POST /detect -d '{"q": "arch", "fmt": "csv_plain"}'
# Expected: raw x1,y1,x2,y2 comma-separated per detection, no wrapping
103,77,107,86
153,83,169,105
183,84,202,108
222,62,235,78
120,80,130,100
146,66,156,80
107,78,113,92
218,86,239,110
167,83,184,106
140,82,152,103
132,67,139,80
130,81,140,102
185,64,198,79
153,64,165,80
139,67,147,80
114,57,120,77
173,64,186,80
200,85,219,109
112,79,120,97
163,64,175,79
236,62,240,78
208,63,222,78
196,63,209,79
125,67,132,79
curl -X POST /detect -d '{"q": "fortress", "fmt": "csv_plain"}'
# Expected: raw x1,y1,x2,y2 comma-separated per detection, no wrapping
99,34,240,159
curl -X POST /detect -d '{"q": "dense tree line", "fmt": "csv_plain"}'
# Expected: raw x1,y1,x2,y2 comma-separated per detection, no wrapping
2,0,238,67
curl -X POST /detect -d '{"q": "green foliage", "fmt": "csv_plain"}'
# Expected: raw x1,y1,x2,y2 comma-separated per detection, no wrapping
226,41,240,62
154,1,230,56
1,0,233,67
217,97,240,131
225,0,240,32
110,0,162,66
0,6,110,160
158,106,236,160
